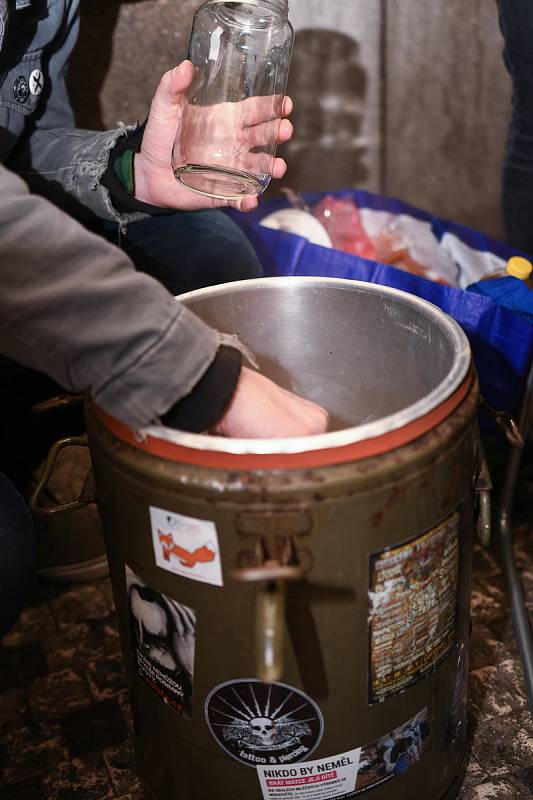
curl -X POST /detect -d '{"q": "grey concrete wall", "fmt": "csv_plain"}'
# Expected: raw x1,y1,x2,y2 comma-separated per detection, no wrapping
68,0,512,240
67,0,195,129
384,0,511,239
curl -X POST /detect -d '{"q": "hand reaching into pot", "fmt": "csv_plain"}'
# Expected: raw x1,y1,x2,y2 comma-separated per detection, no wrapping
212,367,330,439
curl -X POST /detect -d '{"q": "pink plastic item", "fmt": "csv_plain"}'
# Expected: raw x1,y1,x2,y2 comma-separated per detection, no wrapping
313,196,377,260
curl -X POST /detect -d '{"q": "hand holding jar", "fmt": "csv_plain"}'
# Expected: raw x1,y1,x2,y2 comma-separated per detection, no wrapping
133,60,293,213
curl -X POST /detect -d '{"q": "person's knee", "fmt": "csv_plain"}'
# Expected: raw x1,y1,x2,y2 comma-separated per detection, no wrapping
190,210,263,282
118,209,263,295
0,474,37,639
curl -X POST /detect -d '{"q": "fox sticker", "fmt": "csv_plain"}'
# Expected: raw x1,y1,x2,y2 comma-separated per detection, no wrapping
150,506,223,587
158,531,216,568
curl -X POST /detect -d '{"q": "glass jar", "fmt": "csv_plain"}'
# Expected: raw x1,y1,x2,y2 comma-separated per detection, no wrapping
172,0,294,200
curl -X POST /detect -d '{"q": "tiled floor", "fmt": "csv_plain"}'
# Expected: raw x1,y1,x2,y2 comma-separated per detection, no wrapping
1,464,532,800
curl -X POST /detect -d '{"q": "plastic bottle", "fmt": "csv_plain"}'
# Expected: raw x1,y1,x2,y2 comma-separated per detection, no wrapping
173,0,294,200
482,255,533,288
506,256,533,289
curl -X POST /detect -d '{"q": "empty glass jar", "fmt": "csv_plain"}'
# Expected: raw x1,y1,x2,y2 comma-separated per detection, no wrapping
173,0,294,200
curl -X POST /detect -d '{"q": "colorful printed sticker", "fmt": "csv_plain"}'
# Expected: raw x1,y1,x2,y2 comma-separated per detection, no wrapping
205,680,324,767
368,511,461,703
355,707,429,794
126,565,196,718
256,708,430,800
150,505,223,587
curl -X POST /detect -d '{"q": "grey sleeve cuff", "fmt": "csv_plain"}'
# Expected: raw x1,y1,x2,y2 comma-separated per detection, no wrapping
74,126,150,229
92,300,220,431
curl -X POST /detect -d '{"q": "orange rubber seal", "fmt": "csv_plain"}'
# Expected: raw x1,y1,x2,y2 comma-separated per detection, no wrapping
96,368,474,471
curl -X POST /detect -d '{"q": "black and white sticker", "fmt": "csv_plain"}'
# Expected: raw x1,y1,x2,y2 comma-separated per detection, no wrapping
205,680,324,767
29,69,44,96
126,566,196,718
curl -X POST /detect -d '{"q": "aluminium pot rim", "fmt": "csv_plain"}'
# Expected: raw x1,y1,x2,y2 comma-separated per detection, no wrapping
138,277,471,458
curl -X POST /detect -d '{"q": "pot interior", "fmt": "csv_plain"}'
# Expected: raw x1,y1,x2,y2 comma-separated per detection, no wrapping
178,278,469,434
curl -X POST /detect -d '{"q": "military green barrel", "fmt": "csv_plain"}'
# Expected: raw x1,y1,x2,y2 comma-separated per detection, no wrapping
86,278,479,800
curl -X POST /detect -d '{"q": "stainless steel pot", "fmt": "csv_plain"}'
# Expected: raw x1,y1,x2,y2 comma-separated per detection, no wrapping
84,278,481,800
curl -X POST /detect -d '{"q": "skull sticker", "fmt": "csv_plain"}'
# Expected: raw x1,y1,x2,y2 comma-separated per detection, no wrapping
205,680,323,767
250,717,276,745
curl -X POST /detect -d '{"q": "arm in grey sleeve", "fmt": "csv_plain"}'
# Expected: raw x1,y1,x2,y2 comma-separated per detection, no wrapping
0,164,219,430
8,0,144,227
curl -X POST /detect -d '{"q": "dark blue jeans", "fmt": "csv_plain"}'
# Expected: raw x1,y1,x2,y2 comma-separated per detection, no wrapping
0,208,260,637
97,208,263,296
497,0,533,255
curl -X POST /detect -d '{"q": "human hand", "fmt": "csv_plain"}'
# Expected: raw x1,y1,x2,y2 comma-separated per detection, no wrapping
134,60,293,212
212,367,329,439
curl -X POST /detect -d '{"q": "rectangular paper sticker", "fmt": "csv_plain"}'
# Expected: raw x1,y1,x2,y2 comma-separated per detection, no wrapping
150,505,223,586
126,565,196,718
368,511,461,703
257,708,430,800
258,750,361,800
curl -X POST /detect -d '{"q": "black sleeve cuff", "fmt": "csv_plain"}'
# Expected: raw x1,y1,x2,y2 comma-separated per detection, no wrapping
160,346,243,433
101,122,176,216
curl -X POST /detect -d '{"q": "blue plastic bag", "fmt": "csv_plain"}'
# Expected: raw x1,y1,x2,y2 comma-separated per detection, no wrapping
227,189,533,414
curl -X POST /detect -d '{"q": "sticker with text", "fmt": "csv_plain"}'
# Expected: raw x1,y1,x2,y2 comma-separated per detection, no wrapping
150,505,223,586
126,565,195,718
257,707,430,800
368,511,461,703
205,679,324,768
258,750,361,800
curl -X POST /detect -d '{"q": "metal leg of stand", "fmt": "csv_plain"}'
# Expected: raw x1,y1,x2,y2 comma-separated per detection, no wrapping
495,360,533,715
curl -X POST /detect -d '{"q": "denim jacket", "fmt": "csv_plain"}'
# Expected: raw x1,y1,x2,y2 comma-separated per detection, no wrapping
0,0,220,430
0,0,143,225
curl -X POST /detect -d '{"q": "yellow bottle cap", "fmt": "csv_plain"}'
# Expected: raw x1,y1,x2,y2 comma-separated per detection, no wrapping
506,256,533,281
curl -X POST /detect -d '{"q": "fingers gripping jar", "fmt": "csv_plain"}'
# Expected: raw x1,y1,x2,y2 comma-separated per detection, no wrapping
173,0,294,200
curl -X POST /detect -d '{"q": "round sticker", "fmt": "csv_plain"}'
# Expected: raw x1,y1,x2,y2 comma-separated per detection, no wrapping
205,679,324,767
29,69,44,96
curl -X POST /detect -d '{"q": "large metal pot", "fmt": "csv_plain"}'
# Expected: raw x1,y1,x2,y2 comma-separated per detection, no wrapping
85,277,480,800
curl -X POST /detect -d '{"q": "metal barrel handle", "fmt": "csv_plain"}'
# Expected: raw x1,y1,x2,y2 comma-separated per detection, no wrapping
31,393,84,414
232,562,304,583
231,537,306,682
480,396,525,448
28,435,95,518
256,582,287,684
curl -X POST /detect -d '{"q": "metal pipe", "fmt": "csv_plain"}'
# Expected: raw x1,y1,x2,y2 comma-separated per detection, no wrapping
475,436,493,547
495,360,533,714
256,581,286,682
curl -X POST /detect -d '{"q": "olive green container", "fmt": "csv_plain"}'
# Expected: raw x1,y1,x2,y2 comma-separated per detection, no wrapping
86,278,479,800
